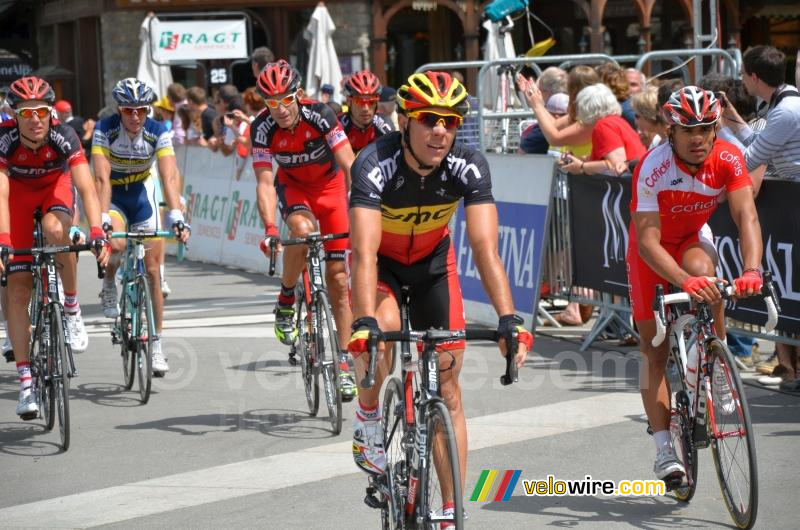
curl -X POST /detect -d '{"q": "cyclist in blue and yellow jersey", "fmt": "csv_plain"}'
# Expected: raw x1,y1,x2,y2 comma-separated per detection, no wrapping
92,78,190,376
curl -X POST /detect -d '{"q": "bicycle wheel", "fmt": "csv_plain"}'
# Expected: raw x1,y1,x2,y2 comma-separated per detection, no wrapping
49,304,71,451
315,291,342,434
665,355,698,501
381,376,407,530
30,316,54,431
421,400,463,529
119,284,136,391
707,339,758,529
295,284,319,416
135,276,154,404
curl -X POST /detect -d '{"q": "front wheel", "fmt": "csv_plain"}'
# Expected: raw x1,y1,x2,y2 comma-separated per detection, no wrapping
421,400,463,529
707,339,758,529
135,276,154,404
295,283,318,416
316,291,342,435
381,376,407,529
666,354,698,501
50,304,71,451
119,284,135,391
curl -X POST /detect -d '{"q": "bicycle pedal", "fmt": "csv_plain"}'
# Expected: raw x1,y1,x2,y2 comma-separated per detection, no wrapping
662,472,685,491
19,411,37,421
363,487,386,510
288,354,298,366
692,424,709,448
3,350,14,363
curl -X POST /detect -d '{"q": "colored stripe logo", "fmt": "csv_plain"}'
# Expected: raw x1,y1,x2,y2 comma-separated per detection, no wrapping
470,470,522,501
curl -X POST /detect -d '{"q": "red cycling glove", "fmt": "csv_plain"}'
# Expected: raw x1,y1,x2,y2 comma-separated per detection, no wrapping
681,276,712,298
259,223,280,256
734,270,762,295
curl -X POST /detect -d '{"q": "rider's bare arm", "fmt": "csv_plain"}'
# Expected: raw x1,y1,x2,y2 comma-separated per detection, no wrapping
349,206,382,320
91,152,113,213
255,167,278,228
0,170,9,235
156,154,183,211
727,186,762,272
333,142,356,192
71,163,103,229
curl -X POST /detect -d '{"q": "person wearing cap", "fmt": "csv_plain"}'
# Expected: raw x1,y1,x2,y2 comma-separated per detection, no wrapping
377,86,398,130
319,84,334,104
54,99,93,151
152,96,175,130
519,93,569,155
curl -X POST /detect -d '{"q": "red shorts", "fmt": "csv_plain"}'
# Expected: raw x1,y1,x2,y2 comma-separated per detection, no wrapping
627,224,714,321
275,172,348,258
9,173,74,267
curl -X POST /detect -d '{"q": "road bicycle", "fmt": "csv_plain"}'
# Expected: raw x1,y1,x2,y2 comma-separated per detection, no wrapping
653,273,780,529
110,229,185,404
268,231,349,434
362,286,518,529
1,209,104,451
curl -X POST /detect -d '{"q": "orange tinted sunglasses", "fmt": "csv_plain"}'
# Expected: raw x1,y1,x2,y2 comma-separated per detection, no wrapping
120,106,149,117
265,92,298,109
407,110,463,130
351,95,379,106
16,106,52,120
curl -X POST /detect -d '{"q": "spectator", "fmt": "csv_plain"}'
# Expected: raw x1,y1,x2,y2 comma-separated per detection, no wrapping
626,68,646,94
631,86,667,149
319,84,334,104
152,96,174,129
251,46,275,78
377,86,398,130
537,66,567,101
166,83,187,145
559,83,645,176
242,86,266,117
210,84,240,155
54,99,93,151
595,62,637,129
179,105,205,146
519,93,568,155
656,78,684,108
186,86,217,143
720,45,800,391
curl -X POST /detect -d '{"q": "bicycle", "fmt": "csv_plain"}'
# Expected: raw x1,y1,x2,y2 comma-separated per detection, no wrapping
361,286,519,529
268,231,349,435
0,209,104,451
110,229,185,404
652,273,780,529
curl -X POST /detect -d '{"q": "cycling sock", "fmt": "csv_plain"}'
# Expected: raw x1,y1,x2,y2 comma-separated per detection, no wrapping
356,401,380,421
160,264,166,282
64,291,79,314
16,362,32,392
278,284,295,306
653,430,671,451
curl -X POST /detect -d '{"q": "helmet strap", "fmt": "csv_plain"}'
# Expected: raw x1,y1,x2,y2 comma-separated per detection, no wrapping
402,122,434,172
18,129,46,151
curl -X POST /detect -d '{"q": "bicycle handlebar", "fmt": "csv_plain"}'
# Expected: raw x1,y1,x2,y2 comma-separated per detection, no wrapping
1,240,106,286
360,327,515,389
110,230,187,262
267,232,349,277
652,272,781,347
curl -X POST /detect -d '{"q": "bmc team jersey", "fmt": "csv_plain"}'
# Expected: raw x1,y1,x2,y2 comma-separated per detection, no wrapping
349,131,494,265
92,115,174,230
626,140,752,320
0,120,86,266
250,100,348,187
340,112,394,153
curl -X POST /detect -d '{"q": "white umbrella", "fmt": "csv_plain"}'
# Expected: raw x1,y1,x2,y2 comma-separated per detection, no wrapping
137,12,173,99
482,18,517,111
304,2,343,103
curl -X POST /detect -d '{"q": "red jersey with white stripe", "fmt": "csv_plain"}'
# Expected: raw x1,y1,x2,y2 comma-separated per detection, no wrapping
630,140,752,244
340,112,394,152
0,119,86,187
250,100,348,188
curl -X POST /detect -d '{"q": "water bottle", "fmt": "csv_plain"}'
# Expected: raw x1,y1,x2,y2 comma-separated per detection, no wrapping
685,340,699,407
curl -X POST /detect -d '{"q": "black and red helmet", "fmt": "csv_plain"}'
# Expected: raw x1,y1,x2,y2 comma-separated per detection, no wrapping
256,60,302,98
6,76,56,107
343,70,382,97
663,86,721,127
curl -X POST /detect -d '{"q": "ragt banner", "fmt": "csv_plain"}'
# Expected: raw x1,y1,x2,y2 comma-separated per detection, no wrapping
151,19,248,62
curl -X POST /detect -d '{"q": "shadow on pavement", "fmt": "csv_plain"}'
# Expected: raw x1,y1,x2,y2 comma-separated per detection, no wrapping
72,382,145,408
481,493,728,528
115,408,338,439
0,421,63,457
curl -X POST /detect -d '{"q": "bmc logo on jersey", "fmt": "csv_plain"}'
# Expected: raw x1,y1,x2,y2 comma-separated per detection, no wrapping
273,144,326,166
49,128,72,153
301,107,330,131
645,159,671,187
670,198,717,213
447,154,482,185
253,119,274,146
719,150,743,176
0,128,19,153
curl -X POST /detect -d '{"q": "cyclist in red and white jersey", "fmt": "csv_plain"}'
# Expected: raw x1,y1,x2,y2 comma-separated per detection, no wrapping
628,86,763,482
251,60,358,399
339,70,394,153
0,77,109,419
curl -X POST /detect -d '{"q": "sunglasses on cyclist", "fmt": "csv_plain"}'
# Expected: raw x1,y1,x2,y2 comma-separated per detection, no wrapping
119,106,149,117
15,106,52,120
265,92,298,109
407,110,463,130
351,95,379,106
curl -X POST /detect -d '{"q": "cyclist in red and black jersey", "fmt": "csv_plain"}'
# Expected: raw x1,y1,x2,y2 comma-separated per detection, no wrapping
346,72,534,505
0,77,109,419
250,60,358,399
628,86,763,482
339,70,394,153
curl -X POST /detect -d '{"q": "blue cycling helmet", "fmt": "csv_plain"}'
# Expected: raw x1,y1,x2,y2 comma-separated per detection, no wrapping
112,78,157,106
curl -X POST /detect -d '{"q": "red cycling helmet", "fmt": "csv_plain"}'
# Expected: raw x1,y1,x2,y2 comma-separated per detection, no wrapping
663,86,721,127
256,60,302,98
6,76,56,107
343,70,382,97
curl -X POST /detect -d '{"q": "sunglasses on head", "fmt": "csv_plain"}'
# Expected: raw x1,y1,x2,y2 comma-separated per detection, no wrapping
408,110,463,130
265,92,298,109
351,95,379,106
120,106,149,117
16,106,52,120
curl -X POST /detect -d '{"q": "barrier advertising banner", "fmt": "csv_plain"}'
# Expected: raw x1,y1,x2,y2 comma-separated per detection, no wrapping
452,154,555,328
151,19,248,62
568,174,632,297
